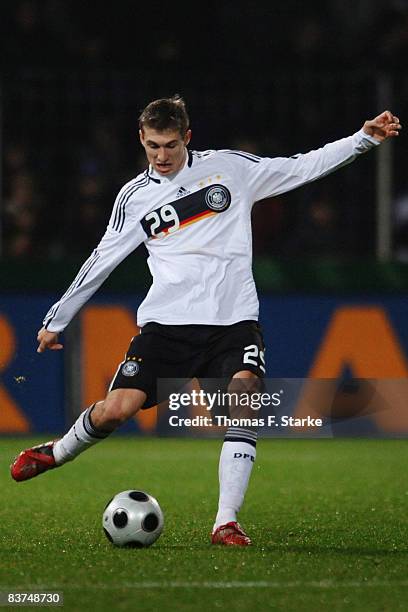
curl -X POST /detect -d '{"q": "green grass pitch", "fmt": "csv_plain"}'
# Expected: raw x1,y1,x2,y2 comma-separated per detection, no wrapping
1,436,408,611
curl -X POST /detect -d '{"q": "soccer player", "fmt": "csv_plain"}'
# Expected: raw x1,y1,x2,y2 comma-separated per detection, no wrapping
10,97,401,546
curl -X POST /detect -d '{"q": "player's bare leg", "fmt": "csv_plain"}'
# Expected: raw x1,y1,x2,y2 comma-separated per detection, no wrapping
90,388,147,431
10,388,146,481
211,370,259,546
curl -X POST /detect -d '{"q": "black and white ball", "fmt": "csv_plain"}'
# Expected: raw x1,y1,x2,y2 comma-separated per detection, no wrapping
102,490,164,548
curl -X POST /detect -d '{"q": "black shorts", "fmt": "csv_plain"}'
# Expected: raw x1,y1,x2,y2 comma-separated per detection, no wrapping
109,320,266,409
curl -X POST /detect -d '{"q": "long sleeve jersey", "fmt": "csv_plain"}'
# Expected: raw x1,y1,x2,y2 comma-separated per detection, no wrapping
43,129,380,332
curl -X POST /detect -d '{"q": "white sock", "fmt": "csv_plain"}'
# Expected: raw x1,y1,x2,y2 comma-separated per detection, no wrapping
53,404,111,465
213,428,257,531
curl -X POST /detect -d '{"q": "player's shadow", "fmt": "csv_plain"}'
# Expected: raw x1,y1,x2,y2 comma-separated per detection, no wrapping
261,543,408,556
158,544,216,551
156,544,408,556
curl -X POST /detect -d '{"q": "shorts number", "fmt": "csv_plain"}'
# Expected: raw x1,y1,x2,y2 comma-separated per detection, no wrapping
145,205,180,238
243,344,266,373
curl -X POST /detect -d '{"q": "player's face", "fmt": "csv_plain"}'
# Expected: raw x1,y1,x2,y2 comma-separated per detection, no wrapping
139,127,191,176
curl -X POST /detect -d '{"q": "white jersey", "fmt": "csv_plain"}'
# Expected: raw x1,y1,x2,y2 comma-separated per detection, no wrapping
44,129,379,332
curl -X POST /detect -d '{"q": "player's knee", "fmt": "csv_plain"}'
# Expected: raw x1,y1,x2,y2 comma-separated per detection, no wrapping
104,401,131,427
90,400,121,430
228,373,263,419
92,392,140,430
100,409,125,429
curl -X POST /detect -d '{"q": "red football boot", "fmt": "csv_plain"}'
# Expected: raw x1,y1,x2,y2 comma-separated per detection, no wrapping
211,522,252,546
10,441,57,482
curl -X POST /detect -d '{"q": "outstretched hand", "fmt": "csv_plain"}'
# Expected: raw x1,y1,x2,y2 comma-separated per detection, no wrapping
363,110,402,142
37,327,64,353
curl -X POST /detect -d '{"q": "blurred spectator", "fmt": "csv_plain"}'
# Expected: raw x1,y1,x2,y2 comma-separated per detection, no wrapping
252,197,286,256
3,172,45,257
63,174,109,255
291,14,335,69
1,0,72,70
367,1,408,70
281,190,344,259
393,187,408,262
4,142,31,174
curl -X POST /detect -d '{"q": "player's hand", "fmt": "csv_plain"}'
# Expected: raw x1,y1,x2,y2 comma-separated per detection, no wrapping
362,110,402,142
37,327,64,353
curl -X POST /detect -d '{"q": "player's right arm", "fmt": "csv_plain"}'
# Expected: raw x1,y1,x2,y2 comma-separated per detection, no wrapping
38,182,146,352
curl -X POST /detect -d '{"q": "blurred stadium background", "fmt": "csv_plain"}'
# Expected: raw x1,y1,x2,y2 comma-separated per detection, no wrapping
1,0,408,437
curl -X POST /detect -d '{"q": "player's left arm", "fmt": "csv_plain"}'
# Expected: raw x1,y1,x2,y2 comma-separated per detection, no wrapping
242,110,402,202
362,110,401,142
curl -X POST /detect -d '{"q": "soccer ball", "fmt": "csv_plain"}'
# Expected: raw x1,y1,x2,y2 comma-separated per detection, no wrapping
102,490,164,548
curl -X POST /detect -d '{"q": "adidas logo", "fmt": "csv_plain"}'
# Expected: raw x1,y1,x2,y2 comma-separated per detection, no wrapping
176,186,190,198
